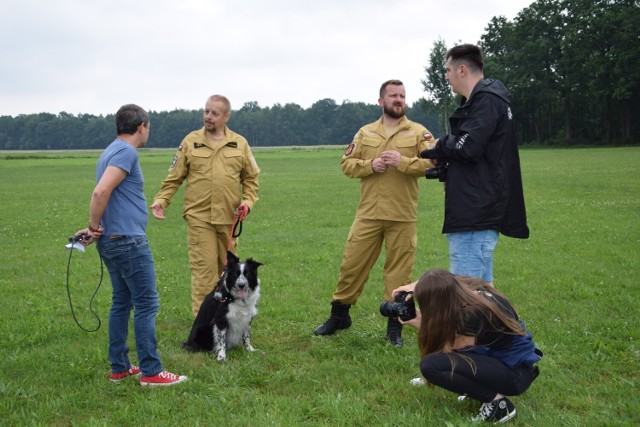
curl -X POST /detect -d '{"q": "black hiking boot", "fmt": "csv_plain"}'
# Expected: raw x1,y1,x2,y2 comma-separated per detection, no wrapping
386,317,403,347
314,301,352,335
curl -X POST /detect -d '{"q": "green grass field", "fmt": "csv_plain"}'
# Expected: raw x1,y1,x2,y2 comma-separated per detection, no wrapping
0,147,638,426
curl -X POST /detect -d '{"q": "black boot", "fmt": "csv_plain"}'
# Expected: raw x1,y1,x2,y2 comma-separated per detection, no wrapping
314,301,352,335
386,317,403,347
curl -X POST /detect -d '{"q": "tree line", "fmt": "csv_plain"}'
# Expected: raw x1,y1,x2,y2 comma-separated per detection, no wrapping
0,101,438,150
0,0,637,150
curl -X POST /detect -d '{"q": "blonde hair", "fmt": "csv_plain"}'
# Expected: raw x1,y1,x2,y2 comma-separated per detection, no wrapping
207,95,232,114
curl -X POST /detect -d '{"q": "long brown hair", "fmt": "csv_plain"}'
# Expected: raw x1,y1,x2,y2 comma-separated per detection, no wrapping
415,268,525,358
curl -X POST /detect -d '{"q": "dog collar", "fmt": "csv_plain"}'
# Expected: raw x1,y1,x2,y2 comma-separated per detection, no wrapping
213,286,232,302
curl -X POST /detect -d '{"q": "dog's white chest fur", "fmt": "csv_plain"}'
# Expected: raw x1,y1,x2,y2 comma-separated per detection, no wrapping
225,286,260,348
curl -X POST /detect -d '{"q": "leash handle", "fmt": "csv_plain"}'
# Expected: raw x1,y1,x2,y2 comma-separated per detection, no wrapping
216,214,245,297
232,218,243,238
227,214,243,253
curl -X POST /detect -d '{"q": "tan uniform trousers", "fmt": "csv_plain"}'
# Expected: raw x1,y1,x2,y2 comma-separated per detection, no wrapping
332,218,417,305
186,215,236,316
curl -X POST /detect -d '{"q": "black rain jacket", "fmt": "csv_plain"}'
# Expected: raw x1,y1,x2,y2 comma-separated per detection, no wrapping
437,79,529,238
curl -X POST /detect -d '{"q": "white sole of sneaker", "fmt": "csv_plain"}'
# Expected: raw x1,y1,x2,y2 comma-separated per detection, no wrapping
140,376,188,387
497,408,516,423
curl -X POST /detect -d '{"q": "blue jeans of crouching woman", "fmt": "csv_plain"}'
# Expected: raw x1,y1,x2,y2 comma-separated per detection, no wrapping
97,235,162,377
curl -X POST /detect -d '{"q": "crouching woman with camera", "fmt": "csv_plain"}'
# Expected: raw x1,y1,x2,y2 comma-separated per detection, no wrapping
393,268,542,423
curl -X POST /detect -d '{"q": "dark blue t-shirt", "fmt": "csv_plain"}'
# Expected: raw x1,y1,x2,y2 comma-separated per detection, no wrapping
459,289,541,368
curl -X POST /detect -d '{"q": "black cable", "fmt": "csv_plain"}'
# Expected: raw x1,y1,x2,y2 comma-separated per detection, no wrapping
65,238,103,332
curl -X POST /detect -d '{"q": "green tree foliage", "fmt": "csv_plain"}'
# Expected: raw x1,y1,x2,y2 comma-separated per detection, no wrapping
0,100,438,150
478,0,639,145
421,37,455,134
2,0,637,149
420,0,639,145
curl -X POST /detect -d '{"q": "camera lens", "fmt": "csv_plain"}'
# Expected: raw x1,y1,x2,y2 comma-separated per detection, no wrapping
425,167,440,179
379,301,401,318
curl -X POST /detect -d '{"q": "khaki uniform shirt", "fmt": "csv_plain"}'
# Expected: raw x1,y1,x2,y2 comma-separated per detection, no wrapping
341,116,434,222
153,126,260,224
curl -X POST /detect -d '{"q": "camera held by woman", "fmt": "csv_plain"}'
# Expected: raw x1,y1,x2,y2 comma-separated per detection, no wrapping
392,268,542,423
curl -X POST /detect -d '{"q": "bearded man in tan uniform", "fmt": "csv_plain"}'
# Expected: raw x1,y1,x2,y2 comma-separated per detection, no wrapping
151,95,260,316
314,80,434,347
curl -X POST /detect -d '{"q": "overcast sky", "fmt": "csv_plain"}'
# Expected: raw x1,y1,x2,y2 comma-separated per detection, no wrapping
0,0,533,117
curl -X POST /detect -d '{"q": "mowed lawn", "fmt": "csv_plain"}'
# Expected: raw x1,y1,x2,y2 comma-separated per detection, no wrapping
0,146,638,426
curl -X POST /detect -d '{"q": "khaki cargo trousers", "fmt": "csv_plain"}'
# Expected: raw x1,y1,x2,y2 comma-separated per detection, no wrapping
332,218,417,305
185,215,236,316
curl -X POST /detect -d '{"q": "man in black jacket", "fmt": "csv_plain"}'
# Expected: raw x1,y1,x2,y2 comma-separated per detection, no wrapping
421,44,528,286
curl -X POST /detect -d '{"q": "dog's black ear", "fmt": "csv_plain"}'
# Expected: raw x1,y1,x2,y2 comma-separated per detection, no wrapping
246,258,263,269
227,251,240,264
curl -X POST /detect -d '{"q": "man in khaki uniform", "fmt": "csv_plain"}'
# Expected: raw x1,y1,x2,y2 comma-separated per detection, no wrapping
151,95,260,316
314,80,434,347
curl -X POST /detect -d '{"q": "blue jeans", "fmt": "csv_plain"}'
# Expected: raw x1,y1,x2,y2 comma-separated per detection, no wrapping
97,235,162,376
447,230,499,282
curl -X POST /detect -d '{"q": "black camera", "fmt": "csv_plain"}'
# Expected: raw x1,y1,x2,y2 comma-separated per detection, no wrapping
420,146,448,182
425,162,448,182
379,291,416,321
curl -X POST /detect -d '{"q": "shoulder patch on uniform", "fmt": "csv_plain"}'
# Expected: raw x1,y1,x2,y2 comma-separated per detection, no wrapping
423,133,433,141
345,143,355,156
170,154,178,169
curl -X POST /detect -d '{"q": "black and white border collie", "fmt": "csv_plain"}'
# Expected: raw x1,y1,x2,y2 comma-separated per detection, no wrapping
182,251,262,362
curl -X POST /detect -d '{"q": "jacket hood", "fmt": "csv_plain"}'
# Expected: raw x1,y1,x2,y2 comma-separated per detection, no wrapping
471,79,511,104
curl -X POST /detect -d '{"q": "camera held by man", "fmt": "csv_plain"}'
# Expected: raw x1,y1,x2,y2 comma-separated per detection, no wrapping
424,160,448,182
421,142,448,182
379,291,416,321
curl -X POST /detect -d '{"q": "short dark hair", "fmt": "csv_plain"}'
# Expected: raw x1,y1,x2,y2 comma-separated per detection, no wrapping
447,44,484,73
379,79,404,98
115,104,149,135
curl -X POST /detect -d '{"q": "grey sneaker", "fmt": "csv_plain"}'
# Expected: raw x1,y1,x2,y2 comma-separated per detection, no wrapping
472,397,516,423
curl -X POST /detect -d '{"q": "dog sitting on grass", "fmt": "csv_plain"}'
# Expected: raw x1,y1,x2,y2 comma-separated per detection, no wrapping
182,251,262,362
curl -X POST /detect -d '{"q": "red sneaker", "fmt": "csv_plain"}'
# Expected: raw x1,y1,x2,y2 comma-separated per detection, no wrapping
109,365,142,382
140,370,187,387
